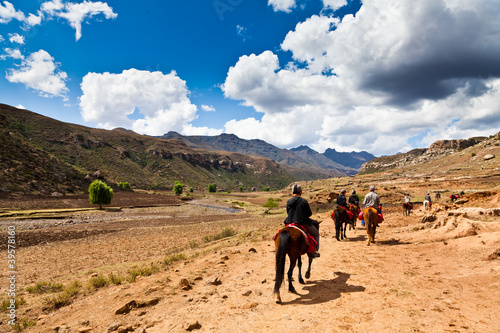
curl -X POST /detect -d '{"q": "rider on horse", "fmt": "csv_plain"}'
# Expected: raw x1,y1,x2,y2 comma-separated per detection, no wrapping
336,189,354,220
349,190,360,207
364,186,383,225
285,184,320,257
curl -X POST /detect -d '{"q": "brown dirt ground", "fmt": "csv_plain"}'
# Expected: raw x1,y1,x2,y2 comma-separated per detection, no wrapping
1,189,499,333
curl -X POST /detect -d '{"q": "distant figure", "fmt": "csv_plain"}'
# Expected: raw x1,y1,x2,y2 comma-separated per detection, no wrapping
435,192,441,200
423,193,432,211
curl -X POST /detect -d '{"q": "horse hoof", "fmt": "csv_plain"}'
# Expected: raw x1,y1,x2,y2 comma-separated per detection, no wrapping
305,271,310,279
289,287,296,293
274,293,282,304
299,278,305,284
336,237,340,241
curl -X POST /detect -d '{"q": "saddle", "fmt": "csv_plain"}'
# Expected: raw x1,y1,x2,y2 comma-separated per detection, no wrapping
331,206,354,220
274,223,317,254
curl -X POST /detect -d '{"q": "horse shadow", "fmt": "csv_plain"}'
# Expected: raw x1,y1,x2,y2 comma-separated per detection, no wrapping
376,238,410,246
342,235,366,243
283,271,365,305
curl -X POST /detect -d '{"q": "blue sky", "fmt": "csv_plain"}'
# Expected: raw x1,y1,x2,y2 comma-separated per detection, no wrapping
1,0,500,156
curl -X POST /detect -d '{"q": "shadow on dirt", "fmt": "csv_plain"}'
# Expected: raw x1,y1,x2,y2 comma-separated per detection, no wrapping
376,238,410,246
284,271,365,305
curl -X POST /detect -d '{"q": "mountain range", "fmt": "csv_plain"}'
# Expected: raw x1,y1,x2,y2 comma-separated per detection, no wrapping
161,132,375,177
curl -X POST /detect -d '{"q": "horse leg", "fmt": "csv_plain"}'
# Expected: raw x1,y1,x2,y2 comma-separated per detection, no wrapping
305,254,313,279
297,256,305,284
287,258,297,293
335,222,341,241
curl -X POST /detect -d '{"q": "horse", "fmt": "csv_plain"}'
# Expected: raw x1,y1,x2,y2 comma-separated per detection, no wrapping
423,200,431,211
273,224,318,304
363,207,379,246
402,202,412,216
332,206,350,241
348,204,359,230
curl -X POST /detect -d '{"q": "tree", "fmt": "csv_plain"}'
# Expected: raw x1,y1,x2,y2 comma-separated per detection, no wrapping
173,181,183,196
262,198,279,214
208,183,217,193
88,180,114,209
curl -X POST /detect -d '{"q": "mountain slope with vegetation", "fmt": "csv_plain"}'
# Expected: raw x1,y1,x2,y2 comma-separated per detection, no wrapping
0,104,295,195
161,132,370,176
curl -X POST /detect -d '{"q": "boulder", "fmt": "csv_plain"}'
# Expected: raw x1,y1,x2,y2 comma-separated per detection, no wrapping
484,154,495,161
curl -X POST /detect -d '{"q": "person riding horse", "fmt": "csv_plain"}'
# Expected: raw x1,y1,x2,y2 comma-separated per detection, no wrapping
336,189,348,208
284,184,320,257
349,190,360,207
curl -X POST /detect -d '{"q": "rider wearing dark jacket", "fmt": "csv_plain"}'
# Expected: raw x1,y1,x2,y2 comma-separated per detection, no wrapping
348,190,360,207
285,184,320,257
336,189,348,208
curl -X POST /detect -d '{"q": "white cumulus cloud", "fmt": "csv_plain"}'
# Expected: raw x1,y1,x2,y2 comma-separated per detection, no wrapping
201,105,216,112
80,69,206,136
0,1,25,23
8,33,24,44
41,0,117,41
6,49,68,99
268,0,296,13
1,47,24,59
223,0,500,156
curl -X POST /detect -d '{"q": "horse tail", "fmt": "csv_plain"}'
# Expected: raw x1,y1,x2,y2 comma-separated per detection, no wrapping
335,209,342,227
274,230,290,293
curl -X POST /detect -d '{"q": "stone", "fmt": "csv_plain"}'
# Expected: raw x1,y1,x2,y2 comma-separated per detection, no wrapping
240,301,258,309
108,322,123,331
484,154,495,161
179,278,192,290
205,277,222,286
183,320,201,331
115,300,137,315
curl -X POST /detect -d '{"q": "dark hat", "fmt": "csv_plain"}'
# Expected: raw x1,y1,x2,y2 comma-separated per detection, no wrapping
292,184,302,194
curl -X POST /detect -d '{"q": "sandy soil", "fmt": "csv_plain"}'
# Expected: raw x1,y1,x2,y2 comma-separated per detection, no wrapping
1,191,499,333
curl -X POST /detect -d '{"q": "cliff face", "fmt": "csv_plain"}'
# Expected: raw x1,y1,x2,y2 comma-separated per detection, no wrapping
360,137,488,173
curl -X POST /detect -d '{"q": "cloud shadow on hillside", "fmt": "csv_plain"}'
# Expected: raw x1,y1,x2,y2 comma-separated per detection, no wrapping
282,271,365,305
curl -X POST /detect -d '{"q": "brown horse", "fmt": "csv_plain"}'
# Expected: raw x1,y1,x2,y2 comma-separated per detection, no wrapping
363,207,378,246
333,206,350,241
273,225,317,304
349,204,359,230
402,202,412,216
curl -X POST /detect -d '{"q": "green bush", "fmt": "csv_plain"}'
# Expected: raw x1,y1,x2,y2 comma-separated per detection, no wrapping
239,186,243,192
263,187,270,191
208,183,217,193
88,180,114,209
118,181,131,190
173,181,183,196
189,187,194,193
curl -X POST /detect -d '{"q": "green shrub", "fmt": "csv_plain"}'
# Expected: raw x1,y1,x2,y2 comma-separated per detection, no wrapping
189,187,193,193
118,182,131,190
263,187,270,191
173,181,183,196
208,183,217,193
88,180,114,209
239,186,243,192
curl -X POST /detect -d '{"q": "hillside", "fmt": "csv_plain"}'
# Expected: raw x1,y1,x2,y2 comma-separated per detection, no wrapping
0,104,295,195
161,132,365,177
360,135,497,176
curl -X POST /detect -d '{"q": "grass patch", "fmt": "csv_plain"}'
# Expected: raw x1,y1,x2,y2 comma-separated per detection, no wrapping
26,281,64,294
43,281,82,311
163,253,187,266
1,297,26,312
202,227,236,243
12,317,37,332
126,263,161,283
